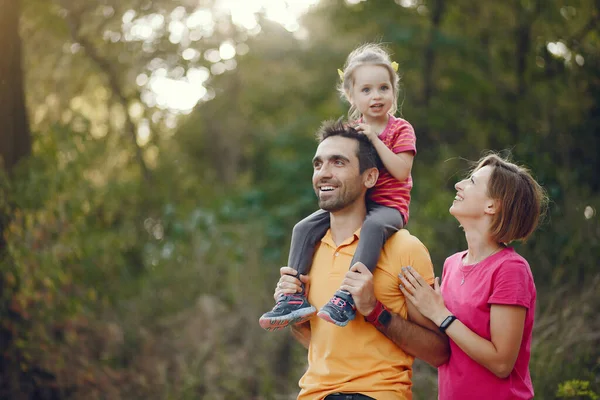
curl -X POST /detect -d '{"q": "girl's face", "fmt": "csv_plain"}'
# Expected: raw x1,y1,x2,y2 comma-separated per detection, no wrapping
450,165,496,220
349,64,395,123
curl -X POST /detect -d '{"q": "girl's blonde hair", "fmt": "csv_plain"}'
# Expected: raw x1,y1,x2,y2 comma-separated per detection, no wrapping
337,43,401,121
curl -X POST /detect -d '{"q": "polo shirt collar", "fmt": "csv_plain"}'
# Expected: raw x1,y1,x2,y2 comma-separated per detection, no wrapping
321,228,362,248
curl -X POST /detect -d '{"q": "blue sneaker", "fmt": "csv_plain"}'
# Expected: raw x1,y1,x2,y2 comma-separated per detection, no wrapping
259,293,316,331
317,290,356,327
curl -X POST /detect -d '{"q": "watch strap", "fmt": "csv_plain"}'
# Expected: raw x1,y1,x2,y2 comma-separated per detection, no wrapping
364,301,391,329
438,315,457,333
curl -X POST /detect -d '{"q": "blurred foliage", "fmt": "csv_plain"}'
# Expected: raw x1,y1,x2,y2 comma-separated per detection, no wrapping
557,380,599,399
0,0,599,398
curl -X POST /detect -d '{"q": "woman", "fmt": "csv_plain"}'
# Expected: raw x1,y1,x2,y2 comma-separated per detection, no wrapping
400,154,547,400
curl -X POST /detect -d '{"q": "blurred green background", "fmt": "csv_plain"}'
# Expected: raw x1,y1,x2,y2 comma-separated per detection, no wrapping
1,0,598,399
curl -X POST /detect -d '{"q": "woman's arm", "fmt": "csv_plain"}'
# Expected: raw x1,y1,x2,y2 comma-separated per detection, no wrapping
400,267,526,378
440,304,526,378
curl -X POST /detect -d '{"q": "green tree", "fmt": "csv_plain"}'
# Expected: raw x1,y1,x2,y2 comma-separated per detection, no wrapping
0,0,597,398
0,0,31,173
0,0,38,396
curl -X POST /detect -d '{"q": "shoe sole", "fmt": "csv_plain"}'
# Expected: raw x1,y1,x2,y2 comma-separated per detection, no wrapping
259,307,317,331
316,310,353,327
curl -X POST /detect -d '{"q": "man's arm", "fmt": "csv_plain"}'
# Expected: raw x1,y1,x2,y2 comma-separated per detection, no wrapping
341,263,450,367
272,267,312,349
290,321,311,349
376,300,449,367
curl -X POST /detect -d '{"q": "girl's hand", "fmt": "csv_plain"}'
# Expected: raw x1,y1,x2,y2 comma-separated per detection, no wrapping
354,123,378,142
399,266,450,326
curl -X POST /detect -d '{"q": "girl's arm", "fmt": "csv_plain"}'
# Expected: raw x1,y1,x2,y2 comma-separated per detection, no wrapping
371,136,414,182
399,268,527,378
356,122,414,182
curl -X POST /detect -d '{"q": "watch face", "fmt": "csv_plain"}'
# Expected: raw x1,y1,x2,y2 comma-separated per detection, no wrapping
379,310,391,327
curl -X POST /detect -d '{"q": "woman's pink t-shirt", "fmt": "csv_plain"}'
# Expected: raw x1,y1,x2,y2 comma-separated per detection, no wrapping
439,247,536,400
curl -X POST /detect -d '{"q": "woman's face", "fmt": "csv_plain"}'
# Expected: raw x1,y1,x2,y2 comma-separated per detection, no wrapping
450,165,495,219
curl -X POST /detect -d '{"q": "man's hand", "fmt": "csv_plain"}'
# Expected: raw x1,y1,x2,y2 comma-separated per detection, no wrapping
339,262,378,316
273,266,310,301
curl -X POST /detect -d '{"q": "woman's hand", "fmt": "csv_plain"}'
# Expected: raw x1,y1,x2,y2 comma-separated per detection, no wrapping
399,266,450,326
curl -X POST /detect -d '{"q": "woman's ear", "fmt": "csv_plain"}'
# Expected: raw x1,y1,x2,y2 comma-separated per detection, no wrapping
485,199,500,215
363,167,379,189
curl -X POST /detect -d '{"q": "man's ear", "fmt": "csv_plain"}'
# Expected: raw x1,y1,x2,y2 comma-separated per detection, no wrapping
363,167,379,189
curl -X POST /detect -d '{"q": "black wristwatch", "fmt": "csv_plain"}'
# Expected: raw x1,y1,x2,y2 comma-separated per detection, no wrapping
364,301,392,329
438,315,457,333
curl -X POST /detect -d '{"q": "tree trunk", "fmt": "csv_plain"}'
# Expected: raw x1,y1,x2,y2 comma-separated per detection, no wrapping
0,1,34,398
422,0,446,108
0,0,32,175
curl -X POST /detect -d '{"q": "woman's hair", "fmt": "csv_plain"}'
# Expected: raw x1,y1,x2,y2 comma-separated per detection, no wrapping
472,154,549,244
337,43,401,121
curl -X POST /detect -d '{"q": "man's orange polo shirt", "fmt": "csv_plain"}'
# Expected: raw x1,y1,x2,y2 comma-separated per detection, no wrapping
298,228,435,400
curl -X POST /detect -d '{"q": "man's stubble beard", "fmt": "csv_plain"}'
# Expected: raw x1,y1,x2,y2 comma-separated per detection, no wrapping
316,184,364,213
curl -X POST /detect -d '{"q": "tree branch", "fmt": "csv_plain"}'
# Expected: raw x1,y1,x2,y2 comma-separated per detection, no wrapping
59,2,151,183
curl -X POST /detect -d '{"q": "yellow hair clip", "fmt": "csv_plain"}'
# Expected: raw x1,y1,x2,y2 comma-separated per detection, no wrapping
337,68,344,81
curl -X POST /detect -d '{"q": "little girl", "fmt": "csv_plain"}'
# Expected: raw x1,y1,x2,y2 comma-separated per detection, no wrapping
260,43,417,330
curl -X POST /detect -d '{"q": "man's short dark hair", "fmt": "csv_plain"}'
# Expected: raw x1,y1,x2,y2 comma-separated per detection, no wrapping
315,119,382,173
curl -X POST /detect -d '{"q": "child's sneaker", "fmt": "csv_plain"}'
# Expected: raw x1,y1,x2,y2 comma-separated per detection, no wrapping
317,290,356,327
259,294,316,331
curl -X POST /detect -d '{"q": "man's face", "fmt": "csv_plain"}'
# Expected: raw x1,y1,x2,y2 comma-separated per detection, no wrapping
312,136,367,212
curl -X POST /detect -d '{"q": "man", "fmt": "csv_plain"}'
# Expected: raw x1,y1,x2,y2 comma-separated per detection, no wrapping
273,120,449,399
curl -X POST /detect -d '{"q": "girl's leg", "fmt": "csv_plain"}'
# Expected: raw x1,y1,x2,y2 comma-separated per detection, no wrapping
259,209,330,331
287,209,330,276
317,204,404,328
350,204,404,272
